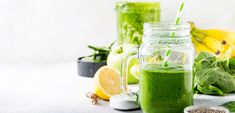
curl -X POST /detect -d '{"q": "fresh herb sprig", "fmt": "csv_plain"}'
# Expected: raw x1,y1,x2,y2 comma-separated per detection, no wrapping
82,42,115,62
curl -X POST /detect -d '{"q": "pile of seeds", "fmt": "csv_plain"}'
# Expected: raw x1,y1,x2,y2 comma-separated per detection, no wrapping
187,108,226,113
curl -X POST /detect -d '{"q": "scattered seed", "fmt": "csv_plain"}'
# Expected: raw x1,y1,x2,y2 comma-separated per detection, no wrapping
187,108,226,113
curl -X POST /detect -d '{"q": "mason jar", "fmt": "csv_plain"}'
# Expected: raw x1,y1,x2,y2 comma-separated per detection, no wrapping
115,1,160,45
121,22,194,113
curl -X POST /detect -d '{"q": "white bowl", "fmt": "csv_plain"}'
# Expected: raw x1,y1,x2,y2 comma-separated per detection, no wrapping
184,105,229,113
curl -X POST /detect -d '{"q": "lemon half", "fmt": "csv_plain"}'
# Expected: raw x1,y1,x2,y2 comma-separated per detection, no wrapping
94,66,121,100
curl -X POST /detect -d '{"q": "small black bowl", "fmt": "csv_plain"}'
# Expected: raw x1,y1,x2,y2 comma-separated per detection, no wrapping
77,57,107,78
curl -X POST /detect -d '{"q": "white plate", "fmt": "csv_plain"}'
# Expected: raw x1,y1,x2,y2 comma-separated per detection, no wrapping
194,94,235,106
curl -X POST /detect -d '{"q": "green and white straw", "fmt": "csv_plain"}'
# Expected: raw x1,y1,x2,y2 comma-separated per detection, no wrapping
162,0,185,67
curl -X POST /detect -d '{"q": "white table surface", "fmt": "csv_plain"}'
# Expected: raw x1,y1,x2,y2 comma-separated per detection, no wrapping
0,62,234,113
0,62,141,113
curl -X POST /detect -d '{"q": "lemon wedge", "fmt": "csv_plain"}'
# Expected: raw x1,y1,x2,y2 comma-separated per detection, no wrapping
94,66,121,100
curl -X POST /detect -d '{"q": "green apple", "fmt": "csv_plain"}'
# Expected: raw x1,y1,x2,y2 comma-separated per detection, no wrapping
107,46,123,72
130,64,140,80
107,44,139,84
127,57,139,84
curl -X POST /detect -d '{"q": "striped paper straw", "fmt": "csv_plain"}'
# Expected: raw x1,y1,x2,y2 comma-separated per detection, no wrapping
162,0,185,67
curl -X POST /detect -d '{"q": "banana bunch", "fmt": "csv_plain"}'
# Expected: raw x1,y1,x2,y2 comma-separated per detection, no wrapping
190,22,235,58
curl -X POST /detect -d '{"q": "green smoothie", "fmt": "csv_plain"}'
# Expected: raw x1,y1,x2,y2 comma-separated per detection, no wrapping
139,64,193,113
115,2,160,45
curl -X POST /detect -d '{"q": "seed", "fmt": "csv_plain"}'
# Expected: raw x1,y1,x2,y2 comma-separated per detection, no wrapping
187,108,226,113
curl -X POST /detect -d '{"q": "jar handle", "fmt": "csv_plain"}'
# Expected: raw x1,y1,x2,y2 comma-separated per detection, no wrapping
121,47,139,101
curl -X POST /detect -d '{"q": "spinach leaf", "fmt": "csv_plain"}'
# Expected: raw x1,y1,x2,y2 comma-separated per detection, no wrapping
221,101,235,112
194,68,214,86
193,52,235,95
214,58,235,75
215,71,235,93
194,51,214,62
195,67,235,93
197,85,224,96
229,58,235,70
196,68,219,86
193,52,216,76
229,58,235,74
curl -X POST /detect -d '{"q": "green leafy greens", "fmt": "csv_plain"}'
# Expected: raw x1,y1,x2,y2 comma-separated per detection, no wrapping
81,42,114,62
221,101,235,112
193,52,235,95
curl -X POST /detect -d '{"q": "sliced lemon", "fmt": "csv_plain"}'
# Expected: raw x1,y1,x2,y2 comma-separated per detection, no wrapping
94,66,121,100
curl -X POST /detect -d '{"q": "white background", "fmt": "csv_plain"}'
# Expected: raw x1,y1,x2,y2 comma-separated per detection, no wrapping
0,0,234,63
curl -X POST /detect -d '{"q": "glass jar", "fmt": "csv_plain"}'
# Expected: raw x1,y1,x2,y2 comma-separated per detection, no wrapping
115,1,160,45
121,22,194,113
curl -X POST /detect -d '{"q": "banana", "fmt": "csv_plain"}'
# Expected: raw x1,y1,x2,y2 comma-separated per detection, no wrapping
190,22,235,58
203,36,222,52
198,29,235,45
190,22,235,45
192,36,213,54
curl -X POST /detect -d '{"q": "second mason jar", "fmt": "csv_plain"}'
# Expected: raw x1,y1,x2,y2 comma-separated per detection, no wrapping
115,1,160,45
138,22,194,113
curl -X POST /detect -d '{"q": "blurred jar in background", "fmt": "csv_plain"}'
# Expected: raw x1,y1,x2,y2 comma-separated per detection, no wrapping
115,1,161,45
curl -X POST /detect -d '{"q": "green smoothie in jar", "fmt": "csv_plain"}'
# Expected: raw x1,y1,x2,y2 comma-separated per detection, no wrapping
115,2,160,45
139,64,193,113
